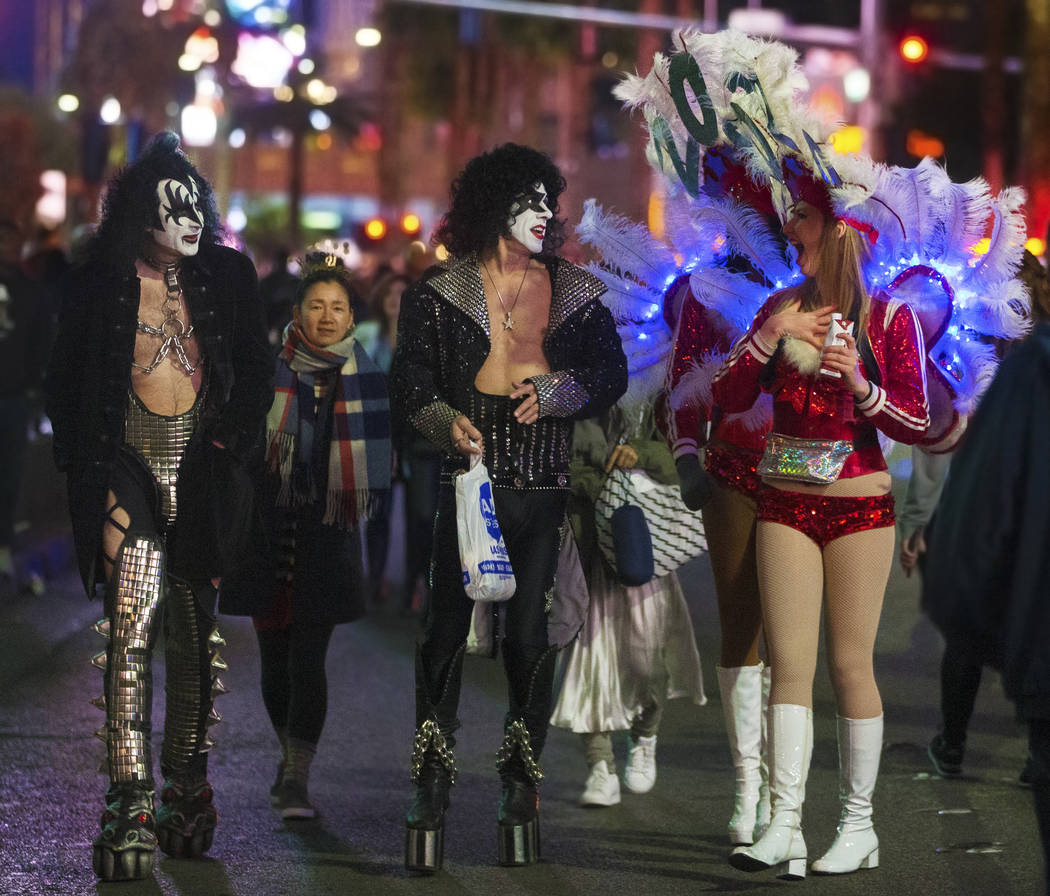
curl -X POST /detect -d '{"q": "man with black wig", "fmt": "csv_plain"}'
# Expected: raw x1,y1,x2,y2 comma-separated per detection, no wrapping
45,132,272,881
390,143,627,870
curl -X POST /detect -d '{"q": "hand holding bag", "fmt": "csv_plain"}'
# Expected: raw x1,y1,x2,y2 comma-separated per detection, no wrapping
456,448,516,602
595,466,706,585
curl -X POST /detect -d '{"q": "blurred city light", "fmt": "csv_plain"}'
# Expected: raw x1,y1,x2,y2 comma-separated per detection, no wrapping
204,9,222,26
99,96,122,124
355,27,382,48
364,218,388,240
57,93,79,113
186,27,220,64
281,25,307,57
231,33,295,88
182,102,218,146
906,128,945,158
309,109,331,130
401,213,422,235
274,85,294,102
842,67,870,103
899,35,929,64
142,0,158,16
227,206,248,232
37,170,66,227
434,244,450,262
298,58,315,75
179,54,203,72
1025,237,1046,256
229,127,247,148
830,125,866,154
225,0,292,26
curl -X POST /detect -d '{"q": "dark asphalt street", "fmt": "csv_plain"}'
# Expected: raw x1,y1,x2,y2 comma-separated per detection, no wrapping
0,449,1043,895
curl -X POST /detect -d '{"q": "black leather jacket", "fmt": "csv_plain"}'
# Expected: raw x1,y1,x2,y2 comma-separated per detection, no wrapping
389,254,628,482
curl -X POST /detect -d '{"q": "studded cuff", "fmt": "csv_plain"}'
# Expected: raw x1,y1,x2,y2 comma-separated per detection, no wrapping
411,400,461,454
525,372,589,419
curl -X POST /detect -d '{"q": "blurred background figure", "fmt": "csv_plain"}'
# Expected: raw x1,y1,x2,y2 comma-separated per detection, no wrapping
0,217,52,594
259,247,300,345
550,406,705,807
922,275,1050,894
220,256,391,821
357,271,438,613
920,249,1049,781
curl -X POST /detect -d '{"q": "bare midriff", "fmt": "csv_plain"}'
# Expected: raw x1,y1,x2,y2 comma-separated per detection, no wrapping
765,469,891,497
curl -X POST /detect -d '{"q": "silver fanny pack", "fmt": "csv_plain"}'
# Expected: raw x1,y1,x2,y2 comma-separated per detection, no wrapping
757,432,853,485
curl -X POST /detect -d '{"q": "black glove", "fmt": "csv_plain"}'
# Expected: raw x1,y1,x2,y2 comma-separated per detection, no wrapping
676,453,715,511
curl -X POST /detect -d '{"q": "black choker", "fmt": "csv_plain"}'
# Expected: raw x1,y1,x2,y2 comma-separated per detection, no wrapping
140,250,178,275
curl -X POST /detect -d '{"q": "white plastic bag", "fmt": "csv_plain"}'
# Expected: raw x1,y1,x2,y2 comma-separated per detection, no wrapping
456,450,516,602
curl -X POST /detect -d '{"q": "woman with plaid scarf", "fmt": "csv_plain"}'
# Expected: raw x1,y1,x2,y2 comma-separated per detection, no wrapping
220,256,391,820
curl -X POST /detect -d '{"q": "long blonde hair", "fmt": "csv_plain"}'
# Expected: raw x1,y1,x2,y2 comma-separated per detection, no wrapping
801,217,874,337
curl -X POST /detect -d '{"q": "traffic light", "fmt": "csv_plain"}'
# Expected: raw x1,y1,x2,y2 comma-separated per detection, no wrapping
362,217,388,241
400,213,422,236
899,34,929,64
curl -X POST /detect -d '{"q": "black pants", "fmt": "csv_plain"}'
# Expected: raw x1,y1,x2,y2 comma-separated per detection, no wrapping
1027,717,1050,895
421,484,567,752
256,622,335,745
940,638,983,746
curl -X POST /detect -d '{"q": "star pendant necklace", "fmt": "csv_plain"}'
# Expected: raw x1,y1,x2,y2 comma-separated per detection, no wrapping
482,260,529,331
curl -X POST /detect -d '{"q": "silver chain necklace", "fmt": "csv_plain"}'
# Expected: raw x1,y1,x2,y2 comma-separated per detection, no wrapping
133,258,199,375
482,260,529,331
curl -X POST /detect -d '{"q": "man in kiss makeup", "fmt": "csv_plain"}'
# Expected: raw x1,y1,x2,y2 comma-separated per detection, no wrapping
390,143,627,871
45,132,272,881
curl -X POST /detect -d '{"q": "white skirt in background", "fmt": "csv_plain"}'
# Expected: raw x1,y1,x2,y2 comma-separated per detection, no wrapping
550,551,706,734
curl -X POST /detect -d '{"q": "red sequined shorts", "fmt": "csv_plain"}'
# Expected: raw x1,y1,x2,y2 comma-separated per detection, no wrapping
705,442,763,498
756,488,896,548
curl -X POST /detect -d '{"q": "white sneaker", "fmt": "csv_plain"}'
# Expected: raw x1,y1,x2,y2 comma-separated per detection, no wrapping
580,760,621,807
624,735,657,794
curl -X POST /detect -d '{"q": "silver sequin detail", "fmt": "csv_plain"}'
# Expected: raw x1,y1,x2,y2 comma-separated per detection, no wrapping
428,256,491,336
468,390,570,488
160,579,211,773
527,371,589,418
106,537,164,785
123,388,203,526
411,401,461,455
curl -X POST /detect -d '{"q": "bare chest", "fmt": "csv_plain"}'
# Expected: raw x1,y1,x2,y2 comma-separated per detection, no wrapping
130,276,203,415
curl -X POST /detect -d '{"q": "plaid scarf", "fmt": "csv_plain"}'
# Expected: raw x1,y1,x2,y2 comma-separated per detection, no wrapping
267,321,391,529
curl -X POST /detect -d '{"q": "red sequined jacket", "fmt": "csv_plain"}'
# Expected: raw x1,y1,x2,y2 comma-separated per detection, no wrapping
712,291,931,479
664,295,770,493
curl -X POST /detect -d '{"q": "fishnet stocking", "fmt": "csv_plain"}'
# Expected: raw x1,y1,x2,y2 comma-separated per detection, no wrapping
703,481,763,667
757,520,894,717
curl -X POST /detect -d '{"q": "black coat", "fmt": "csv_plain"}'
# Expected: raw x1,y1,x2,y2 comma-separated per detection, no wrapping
922,322,1050,720
45,244,273,592
217,475,366,626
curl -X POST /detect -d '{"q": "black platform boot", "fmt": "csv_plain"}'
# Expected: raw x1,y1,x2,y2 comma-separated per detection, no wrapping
93,784,158,882
497,644,558,866
405,644,465,873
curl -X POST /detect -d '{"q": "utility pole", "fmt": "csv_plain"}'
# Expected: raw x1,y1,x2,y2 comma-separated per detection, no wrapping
1022,0,1050,242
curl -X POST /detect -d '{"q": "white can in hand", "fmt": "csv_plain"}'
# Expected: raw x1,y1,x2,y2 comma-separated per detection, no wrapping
820,313,853,378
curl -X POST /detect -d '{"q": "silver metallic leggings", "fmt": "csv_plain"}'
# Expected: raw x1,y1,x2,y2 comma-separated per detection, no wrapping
92,392,225,789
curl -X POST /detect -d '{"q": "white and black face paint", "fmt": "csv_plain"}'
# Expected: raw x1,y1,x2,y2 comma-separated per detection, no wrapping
150,177,203,257
507,182,552,254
